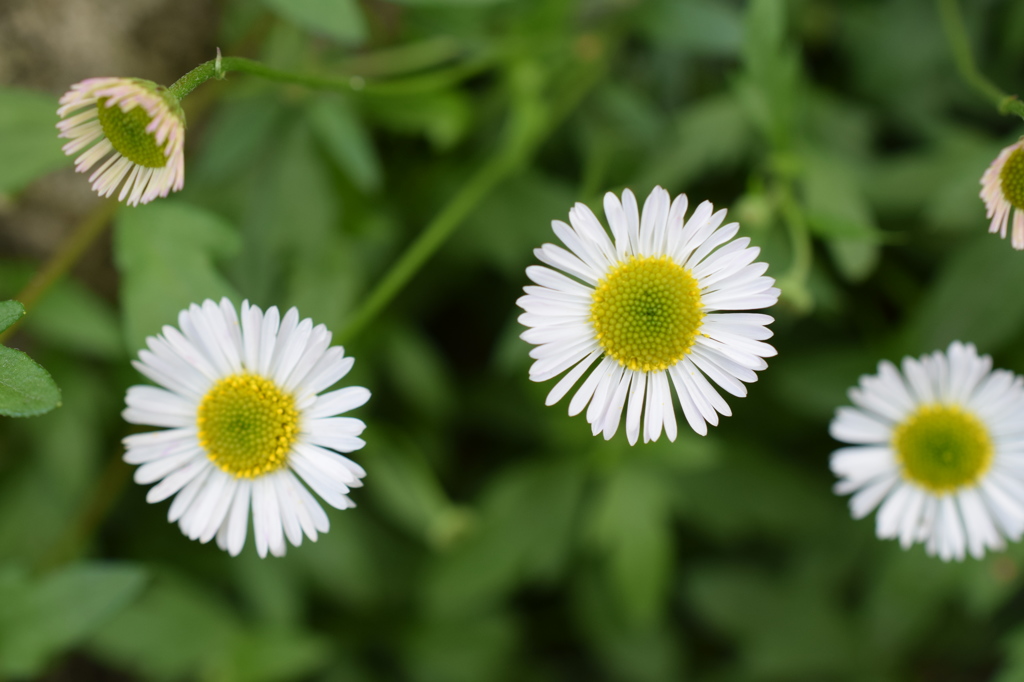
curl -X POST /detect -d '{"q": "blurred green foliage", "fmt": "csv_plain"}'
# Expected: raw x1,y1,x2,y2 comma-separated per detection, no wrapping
2,0,1024,679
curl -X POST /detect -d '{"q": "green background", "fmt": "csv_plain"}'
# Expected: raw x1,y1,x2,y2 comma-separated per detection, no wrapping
3,0,1024,679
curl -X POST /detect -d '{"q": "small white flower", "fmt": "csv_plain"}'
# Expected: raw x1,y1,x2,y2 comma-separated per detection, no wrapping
830,341,1024,562
122,298,370,558
517,186,780,444
57,77,185,206
980,138,1024,249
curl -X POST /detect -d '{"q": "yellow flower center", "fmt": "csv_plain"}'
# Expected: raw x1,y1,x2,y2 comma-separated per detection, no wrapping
892,404,994,493
197,373,299,479
590,255,704,372
999,145,1024,211
96,96,169,168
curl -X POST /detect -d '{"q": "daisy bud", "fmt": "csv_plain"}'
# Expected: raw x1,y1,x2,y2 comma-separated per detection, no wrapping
56,77,186,206
980,138,1024,249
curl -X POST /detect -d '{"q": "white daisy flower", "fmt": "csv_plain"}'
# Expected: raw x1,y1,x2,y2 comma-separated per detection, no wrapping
517,186,780,444
122,298,370,558
830,341,1024,562
57,77,185,206
980,138,1024,250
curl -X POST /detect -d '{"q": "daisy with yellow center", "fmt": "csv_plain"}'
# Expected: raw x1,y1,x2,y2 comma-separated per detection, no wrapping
830,341,1024,561
517,186,780,444
57,77,185,206
980,138,1024,249
122,298,370,558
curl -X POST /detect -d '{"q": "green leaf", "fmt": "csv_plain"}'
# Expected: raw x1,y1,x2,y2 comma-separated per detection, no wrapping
404,612,517,682
673,445,844,543
737,0,801,146
769,344,878,420
572,568,685,682
25,361,111,501
0,345,62,417
0,562,147,678
636,92,753,190
685,561,857,679
0,87,67,194
382,323,457,423
801,153,882,283
0,273,122,360
307,96,382,192
423,459,585,618
587,462,674,628
94,571,332,680
261,0,367,45
900,236,1024,353
387,0,506,4
0,470,71,565
0,300,24,333
251,120,356,327
26,282,123,360
460,171,576,278
192,95,287,185
366,433,461,548
295,513,393,611
638,0,743,57
114,201,240,353
365,91,473,150
89,573,240,681
227,629,332,682
998,627,1024,682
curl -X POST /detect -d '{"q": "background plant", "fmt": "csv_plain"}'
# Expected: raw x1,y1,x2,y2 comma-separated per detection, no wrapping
2,0,1024,680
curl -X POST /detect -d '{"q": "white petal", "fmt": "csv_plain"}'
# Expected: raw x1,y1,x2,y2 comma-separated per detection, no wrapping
625,371,646,445
226,481,252,556
146,459,210,503
306,386,371,419
546,350,602,407
849,474,898,519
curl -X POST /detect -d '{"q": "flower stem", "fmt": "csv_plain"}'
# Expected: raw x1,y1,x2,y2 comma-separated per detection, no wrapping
339,57,606,342
35,448,132,572
340,155,516,343
0,200,118,345
937,0,1024,121
168,53,494,101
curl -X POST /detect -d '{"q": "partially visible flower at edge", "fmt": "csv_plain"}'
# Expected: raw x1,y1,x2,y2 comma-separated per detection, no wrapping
830,341,1024,562
122,298,369,558
981,137,1024,249
517,186,780,445
57,77,185,206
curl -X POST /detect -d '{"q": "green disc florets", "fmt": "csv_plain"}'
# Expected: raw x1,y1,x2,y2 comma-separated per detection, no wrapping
892,404,993,493
96,85,180,168
197,373,299,479
590,255,704,372
1000,145,1024,210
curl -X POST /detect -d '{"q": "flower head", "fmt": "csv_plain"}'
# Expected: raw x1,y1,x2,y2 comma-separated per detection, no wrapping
830,341,1024,561
980,138,1024,249
517,186,780,444
57,77,185,206
122,298,370,558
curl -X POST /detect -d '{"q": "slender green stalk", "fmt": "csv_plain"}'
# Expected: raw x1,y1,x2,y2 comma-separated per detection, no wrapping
169,53,494,101
0,200,117,345
938,0,1024,120
340,155,516,342
340,59,606,342
36,449,132,572
335,36,464,79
